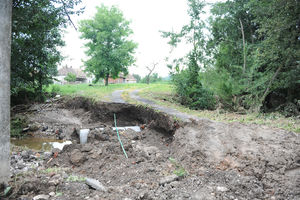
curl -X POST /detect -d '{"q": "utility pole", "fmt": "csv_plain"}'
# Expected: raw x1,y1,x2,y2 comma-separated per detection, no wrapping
0,0,12,185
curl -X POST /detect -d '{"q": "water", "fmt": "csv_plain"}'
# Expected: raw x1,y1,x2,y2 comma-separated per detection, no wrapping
11,137,72,151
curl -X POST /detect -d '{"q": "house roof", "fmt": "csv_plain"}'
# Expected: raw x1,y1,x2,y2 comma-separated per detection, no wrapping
58,66,86,78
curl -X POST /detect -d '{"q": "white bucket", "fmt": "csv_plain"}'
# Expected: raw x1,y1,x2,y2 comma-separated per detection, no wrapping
80,129,90,144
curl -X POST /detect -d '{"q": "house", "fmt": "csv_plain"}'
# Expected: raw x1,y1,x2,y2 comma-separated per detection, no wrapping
106,73,137,84
54,66,93,84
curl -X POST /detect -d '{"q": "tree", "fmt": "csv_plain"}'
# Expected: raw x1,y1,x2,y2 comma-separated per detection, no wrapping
0,0,12,185
145,62,158,84
132,74,141,83
248,0,300,109
11,0,83,103
79,5,137,86
162,0,216,110
64,73,77,82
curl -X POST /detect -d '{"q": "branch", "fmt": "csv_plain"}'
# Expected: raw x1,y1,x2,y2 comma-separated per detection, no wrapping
260,65,282,104
60,0,77,31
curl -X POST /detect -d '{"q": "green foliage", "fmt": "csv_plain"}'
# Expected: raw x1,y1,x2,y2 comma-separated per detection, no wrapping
49,84,61,94
132,74,141,83
169,157,187,177
163,0,300,114
12,0,83,103
79,5,137,86
172,69,216,110
11,116,28,138
66,175,86,182
140,73,162,84
64,73,77,82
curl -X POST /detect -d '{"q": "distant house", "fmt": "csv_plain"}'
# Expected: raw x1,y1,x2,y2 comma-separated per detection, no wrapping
54,66,93,84
106,73,137,84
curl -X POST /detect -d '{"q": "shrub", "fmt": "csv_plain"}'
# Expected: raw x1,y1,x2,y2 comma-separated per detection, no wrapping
172,69,216,110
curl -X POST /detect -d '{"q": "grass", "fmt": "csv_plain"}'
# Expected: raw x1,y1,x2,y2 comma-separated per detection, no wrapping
47,82,300,133
137,84,300,133
47,83,150,101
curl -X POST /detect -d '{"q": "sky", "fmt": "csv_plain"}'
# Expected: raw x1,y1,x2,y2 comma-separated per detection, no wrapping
60,0,220,78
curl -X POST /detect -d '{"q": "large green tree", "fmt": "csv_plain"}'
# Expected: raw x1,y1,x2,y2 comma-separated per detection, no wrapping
12,0,83,103
79,5,137,86
162,0,216,110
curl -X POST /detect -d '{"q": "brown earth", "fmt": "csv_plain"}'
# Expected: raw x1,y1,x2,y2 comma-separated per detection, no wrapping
6,96,300,200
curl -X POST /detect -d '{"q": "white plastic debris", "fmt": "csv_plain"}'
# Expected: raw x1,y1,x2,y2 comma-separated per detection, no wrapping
80,129,90,144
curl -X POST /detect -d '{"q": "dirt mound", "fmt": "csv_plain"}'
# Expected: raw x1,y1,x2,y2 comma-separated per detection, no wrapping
171,119,300,199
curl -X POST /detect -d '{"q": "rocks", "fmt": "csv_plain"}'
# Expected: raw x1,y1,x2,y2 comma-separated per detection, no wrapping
49,174,63,186
159,174,179,186
52,148,61,154
33,194,49,200
216,186,229,192
49,192,55,197
81,144,93,152
85,178,107,192
70,149,87,166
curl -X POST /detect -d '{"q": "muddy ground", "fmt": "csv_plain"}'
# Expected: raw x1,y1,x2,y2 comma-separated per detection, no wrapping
5,96,300,200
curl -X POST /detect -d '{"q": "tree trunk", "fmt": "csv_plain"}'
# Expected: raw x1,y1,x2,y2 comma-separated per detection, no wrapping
146,75,150,84
260,65,282,104
105,74,109,86
0,0,12,185
239,18,246,74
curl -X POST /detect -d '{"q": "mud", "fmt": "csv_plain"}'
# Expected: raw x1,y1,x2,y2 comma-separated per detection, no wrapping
6,96,300,200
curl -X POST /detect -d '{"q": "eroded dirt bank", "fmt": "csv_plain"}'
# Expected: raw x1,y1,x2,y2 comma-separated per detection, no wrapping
7,97,300,200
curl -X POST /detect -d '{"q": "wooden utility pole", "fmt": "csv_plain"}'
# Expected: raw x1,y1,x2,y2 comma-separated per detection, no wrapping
0,0,12,184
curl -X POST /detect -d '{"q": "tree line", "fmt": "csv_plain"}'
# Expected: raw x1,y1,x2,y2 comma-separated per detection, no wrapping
162,0,300,115
11,0,83,104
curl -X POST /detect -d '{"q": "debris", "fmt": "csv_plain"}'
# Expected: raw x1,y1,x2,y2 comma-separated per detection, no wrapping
49,192,55,197
85,178,107,192
33,194,50,200
46,158,53,164
81,144,93,152
80,129,90,144
159,174,179,185
70,149,87,166
112,126,141,132
216,186,229,192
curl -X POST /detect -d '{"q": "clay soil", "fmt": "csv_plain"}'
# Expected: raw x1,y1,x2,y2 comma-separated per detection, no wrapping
6,97,300,200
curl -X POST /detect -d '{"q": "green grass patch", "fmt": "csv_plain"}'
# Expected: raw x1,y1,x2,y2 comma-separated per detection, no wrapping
46,83,150,101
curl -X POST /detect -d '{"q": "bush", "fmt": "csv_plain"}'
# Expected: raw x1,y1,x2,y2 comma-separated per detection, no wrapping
64,73,77,82
11,116,28,138
172,70,216,110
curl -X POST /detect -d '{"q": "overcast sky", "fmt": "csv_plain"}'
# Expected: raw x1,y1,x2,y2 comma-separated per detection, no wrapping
60,0,221,77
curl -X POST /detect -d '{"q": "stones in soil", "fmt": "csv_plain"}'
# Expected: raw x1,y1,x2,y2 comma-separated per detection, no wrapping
70,149,87,166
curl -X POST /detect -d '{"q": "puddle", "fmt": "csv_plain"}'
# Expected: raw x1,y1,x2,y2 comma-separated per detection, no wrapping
11,137,72,151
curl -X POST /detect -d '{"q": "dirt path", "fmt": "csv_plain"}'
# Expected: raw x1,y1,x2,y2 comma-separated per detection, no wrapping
109,90,126,103
129,90,200,123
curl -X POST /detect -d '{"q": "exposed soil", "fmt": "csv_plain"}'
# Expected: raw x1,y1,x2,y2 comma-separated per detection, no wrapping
6,96,300,200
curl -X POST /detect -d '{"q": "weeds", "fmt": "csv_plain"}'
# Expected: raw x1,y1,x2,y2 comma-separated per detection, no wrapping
11,116,28,138
66,175,86,182
169,157,187,177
